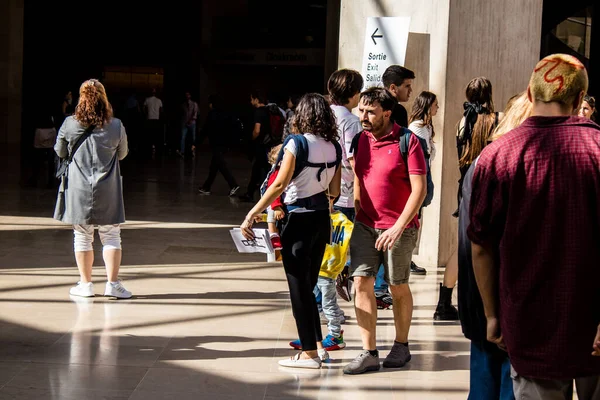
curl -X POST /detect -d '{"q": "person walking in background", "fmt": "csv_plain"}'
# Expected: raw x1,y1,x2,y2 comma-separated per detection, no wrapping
197,94,240,196
54,79,132,299
144,88,163,156
239,90,272,202
178,91,198,158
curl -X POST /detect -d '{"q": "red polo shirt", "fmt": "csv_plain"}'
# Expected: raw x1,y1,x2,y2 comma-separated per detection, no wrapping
468,116,600,380
350,123,426,230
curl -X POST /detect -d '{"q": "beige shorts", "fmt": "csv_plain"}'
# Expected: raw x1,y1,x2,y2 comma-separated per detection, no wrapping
349,222,418,285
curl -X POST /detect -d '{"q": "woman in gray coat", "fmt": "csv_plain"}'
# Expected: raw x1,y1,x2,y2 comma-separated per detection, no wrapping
54,79,132,299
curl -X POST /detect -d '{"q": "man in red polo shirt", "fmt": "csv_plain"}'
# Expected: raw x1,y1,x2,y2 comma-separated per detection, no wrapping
469,53,600,398
343,87,427,375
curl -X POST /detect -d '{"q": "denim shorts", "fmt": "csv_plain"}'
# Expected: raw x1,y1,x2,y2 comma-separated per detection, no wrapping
349,222,417,285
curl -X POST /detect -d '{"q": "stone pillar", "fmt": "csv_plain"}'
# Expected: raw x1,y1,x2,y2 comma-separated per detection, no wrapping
338,0,543,267
0,0,24,184
324,0,341,88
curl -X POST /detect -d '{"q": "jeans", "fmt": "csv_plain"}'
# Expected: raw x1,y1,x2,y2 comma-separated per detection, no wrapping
313,276,344,338
202,146,237,190
374,264,388,294
469,341,514,400
333,206,355,222
180,123,196,154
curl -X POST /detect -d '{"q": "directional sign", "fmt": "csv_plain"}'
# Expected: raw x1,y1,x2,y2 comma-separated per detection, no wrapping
361,17,411,87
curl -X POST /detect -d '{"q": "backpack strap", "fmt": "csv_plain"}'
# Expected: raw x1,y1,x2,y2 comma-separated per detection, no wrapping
305,139,342,182
349,131,363,158
400,127,430,165
399,128,411,166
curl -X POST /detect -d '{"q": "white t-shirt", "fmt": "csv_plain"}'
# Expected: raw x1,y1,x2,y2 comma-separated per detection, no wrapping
283,133,338,213
331,105,362,208
408,120,436,161
144,96,163,120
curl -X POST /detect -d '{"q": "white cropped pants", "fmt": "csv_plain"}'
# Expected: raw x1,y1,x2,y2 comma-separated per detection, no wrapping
73,225,122,252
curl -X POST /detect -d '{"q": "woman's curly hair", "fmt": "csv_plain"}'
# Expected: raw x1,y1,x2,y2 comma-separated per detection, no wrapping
290,93,339,142
74,79,113,127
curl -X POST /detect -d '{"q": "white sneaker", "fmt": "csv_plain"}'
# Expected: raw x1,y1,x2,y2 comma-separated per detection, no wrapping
70,281,94,297
278,353,321,369
318,349,329,361
104,281,132,299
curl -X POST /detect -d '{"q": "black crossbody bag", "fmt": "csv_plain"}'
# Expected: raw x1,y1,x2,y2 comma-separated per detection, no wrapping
55,125,95,178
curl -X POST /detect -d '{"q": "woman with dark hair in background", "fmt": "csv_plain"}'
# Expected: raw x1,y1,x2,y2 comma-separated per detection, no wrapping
54,79,131,299
579,94,597,121
433,77,501,321
240,93,342,369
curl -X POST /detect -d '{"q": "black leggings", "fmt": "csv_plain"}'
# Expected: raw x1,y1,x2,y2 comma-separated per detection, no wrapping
280,210,330,351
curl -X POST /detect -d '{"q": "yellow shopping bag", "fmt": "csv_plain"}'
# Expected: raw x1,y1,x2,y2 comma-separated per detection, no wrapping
320,211,354,279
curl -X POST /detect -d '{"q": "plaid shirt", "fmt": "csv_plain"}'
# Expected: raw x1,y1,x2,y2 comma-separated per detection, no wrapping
468,116,600,380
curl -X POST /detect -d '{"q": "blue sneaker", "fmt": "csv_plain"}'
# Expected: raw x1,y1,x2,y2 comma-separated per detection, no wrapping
288,330,346,351
322,331,346,351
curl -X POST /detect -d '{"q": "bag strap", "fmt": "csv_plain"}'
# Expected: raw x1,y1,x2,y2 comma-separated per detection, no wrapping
68,125,95,162
349,130,363,157
399,128,411,166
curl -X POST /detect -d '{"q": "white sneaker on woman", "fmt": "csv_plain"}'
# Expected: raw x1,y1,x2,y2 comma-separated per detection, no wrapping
278,353,322,369
70,281,94,297
318,348,330,361
104,281,132,299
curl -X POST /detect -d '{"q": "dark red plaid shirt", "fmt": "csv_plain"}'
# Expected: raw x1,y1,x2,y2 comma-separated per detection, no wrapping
468,116,600,380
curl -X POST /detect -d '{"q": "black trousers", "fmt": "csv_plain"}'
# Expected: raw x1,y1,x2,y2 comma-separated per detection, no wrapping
202,146,237,190
280,210,330,351
246,145,270,198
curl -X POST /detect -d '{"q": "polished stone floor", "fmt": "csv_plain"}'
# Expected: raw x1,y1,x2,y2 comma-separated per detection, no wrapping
0,150,469,399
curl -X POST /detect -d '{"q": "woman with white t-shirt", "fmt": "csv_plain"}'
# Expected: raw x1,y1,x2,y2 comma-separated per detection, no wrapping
407,91,439,162
240,93,342,369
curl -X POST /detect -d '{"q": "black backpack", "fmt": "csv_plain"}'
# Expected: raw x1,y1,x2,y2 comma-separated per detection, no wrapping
260,134,343,211
350,127,434,208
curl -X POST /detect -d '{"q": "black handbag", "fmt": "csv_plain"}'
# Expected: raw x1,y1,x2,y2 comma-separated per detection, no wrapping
55,125,95,178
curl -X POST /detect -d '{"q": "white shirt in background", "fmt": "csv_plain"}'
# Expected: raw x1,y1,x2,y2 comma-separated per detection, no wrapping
144,96,163,120
408,120,436,161
331,105,362,209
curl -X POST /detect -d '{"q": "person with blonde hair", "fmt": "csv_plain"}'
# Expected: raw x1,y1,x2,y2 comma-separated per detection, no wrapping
54,79,131,299
490,91,533,141
470,54,600,399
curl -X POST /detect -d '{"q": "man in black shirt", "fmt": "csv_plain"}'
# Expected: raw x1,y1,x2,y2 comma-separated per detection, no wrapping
197,94,240,196
382,65,414,128
382,65,425,276
239,90,272,202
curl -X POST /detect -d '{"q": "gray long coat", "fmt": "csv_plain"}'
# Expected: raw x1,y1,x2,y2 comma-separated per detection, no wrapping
54,117,128,225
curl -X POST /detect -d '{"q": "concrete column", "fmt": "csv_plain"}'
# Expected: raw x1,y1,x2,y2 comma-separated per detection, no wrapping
0,0,24,183
338,0,542,267
324,0,341,88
